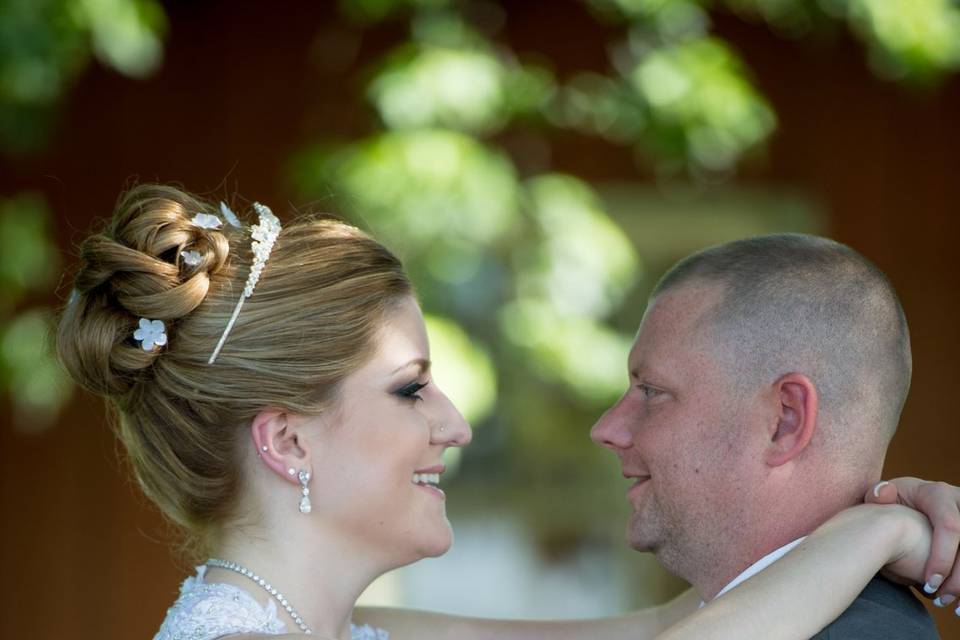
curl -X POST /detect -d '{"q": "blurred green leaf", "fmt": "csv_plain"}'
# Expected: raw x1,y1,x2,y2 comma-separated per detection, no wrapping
518,174,641,319
0,193,60,315
369,32,554,135
586,0,709,23
370,46,512,133
0,0,165,153
0,308,73,432
629,36,777,173
338,0,451,24
549,73,647,143
846,0,960,82
723,0,825,37
293,129,520,257
499,298,633,405
726,0,960,82
77,0,167,78
425,313,497,425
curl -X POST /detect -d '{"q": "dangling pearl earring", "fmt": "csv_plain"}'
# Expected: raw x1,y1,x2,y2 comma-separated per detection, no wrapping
297,470,312,514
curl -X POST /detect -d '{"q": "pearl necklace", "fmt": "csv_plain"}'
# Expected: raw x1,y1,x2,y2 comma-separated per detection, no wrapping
206,558,319,636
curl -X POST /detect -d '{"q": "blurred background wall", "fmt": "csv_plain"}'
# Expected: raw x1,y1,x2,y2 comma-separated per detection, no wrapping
1,0,958,638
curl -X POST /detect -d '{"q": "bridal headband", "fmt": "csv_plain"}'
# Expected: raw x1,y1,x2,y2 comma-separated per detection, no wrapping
207,202,282,364
132,201,282,364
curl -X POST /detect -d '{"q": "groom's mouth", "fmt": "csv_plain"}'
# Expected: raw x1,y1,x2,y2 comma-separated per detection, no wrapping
626,476,652,502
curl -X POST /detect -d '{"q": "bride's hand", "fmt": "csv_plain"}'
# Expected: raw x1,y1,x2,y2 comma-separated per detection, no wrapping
880,504,932,583
867,476,960,607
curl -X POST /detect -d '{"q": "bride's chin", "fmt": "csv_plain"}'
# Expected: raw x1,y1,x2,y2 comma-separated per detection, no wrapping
416,523,454,559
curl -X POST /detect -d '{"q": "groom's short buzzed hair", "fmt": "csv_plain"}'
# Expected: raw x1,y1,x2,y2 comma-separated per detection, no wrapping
652,233,911,448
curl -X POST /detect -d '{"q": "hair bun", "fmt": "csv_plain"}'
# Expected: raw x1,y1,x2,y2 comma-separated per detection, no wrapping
58,185,234,397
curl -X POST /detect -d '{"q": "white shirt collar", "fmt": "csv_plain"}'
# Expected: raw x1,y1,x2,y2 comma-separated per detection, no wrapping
709,537,807,602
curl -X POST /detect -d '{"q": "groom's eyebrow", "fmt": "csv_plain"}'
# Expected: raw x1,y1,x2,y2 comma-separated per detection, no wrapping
628,357,647,380
631,361,672,385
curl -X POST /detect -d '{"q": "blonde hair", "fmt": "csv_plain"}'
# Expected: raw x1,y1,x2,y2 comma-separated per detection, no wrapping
57,184,411,556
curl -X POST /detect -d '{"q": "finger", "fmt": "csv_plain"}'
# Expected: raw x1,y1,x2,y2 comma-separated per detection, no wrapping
884,476,924,506
919,485,960,597
932,553,960,610
864,480,899,505
930,513,960,606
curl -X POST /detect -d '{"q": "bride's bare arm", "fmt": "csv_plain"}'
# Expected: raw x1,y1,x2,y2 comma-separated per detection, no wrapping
353,504,932,640
658,503,931,640
354,589,699,640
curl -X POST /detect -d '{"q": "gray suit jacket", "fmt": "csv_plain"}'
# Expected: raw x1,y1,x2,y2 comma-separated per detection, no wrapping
810,575,939,639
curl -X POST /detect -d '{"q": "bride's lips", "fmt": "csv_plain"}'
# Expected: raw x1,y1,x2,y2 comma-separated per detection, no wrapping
416,484,446,499
413,464,446,499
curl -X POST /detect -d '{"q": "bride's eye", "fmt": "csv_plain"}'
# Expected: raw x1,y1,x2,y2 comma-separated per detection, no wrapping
395,380,428,402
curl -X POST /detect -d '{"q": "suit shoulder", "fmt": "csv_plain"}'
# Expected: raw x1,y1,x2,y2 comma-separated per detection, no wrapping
811,576,939,639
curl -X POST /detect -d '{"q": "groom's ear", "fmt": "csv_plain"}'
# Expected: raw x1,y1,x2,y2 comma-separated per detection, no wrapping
764,373,819,467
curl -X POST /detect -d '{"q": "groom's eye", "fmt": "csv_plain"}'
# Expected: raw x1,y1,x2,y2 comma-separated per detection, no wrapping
637,384,661,399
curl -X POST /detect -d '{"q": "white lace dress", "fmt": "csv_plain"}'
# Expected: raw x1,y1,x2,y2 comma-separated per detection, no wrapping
154,565,389,640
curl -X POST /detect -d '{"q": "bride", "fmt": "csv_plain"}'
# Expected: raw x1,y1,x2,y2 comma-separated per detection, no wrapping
57,185,958,640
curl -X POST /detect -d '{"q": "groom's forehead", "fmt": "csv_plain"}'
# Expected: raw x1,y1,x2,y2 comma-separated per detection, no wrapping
636,284,724,341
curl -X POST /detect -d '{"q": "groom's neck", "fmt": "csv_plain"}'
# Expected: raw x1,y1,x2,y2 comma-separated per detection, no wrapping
693,521,818,601
690,493,861,601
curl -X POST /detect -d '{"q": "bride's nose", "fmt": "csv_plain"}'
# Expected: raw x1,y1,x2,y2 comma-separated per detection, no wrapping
431,388,472,447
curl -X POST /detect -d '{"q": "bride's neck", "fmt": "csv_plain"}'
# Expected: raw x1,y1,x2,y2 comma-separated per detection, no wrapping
210,523,384,640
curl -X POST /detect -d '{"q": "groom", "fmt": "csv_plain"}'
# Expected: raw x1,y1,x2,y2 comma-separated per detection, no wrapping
591,233,939,637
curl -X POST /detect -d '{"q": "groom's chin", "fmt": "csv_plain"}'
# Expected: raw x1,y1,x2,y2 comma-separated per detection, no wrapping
625,521,656,552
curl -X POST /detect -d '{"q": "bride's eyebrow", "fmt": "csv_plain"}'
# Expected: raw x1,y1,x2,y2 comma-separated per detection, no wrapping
390,358,431,375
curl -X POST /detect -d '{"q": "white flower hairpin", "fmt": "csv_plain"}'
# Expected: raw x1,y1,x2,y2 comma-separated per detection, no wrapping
181,202,241,266
207,202,282,364
191,213,223,230
220,201,242,227
180,250,203,266
133,318,167,352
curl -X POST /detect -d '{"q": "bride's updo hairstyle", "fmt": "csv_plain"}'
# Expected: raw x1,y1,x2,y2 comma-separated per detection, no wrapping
57,184,411,554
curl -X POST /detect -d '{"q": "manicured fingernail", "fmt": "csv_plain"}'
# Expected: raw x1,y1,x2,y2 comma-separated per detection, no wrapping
955,603,960,617
924,574,944,594
872,481,890,498
934,594,956,607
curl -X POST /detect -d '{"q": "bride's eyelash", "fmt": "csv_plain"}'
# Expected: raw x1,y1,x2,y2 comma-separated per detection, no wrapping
395,380,428,401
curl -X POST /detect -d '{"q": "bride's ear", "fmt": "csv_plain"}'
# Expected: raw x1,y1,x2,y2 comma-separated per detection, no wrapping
251,408,310,484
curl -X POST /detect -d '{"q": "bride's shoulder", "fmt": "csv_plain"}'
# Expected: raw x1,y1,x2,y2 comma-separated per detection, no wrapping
152,566,390,640
221,626,388,640
153,566,287,640
352,623,390,640
217,633,310,640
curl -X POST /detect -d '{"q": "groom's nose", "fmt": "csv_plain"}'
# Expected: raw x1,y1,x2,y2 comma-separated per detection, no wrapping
590,399,635,451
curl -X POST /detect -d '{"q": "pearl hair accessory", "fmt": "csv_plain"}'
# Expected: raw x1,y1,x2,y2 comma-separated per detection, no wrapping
204,558,315,635
133,318,167,352
298,470,312,514
207,202,282,364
